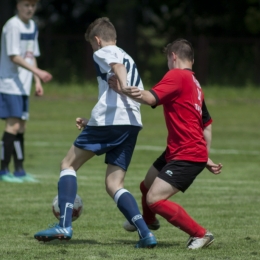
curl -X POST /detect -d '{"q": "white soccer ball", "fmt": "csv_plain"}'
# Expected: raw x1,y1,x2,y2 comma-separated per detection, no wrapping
52,194,83,222
123,220,137,232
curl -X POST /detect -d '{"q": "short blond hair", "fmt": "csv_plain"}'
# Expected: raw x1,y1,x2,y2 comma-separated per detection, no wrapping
85,17,117,42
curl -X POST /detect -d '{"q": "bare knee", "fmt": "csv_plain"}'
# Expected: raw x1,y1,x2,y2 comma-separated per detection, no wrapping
146,190,159,206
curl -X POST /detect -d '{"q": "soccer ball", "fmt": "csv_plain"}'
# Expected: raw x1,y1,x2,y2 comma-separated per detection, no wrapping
52,194,83,222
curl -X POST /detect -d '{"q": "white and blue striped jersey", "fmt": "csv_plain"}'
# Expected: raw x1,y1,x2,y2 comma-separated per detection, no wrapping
87,45,143,127
0,15,40,96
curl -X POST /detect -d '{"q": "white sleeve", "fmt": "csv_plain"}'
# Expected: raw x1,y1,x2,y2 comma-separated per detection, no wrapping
34,31,40,57
5,26,21,56
93,48,120,73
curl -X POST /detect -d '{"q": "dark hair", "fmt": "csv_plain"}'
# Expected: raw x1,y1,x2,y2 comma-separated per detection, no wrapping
85,17,117,42
164,39,194,62
16,0,39,3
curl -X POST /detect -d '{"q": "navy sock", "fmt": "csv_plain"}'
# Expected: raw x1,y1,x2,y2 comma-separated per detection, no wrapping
1,132,16,172
114,189,150,239
58,170,77,228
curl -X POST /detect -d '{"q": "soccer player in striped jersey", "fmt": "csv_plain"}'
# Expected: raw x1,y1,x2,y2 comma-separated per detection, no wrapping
109,39,222,249
0,0,52,183
34,17,157,249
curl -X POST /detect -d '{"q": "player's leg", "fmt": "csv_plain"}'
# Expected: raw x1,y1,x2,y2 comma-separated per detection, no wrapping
58,145,95,228
0,117,23,182
124,151,166,232
146,161,214,249
104,125,156,248
105,164,156,248
141,152,167,227
123,165,160,232
10,119,38,182
34,145,95,241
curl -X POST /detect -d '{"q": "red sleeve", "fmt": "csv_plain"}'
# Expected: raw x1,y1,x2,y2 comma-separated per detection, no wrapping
204,118,212,127
151,70,182,105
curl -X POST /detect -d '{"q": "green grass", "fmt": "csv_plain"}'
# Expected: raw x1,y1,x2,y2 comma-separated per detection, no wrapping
0,84,260,259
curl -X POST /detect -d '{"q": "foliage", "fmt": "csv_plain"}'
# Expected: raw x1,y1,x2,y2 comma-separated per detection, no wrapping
0,84,260,259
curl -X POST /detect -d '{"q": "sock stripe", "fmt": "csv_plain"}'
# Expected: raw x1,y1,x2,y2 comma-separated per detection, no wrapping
114,188,129,204
14,141,23,160
60,169,77,178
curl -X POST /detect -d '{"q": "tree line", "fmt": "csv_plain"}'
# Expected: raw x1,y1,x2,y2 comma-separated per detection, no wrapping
1,0,260,85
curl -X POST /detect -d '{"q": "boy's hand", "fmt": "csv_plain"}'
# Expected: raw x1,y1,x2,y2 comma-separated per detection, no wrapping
206,158,223,174
35,68,53,83
76,117,89,130
108,75,122,94
122,86,142,99
35,82,44,96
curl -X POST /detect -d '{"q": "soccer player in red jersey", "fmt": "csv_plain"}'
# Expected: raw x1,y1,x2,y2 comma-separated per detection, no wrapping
109,39,222,249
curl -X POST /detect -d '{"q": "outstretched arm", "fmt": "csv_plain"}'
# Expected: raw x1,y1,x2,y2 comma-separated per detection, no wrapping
108,70,156,105
203,124,223,174
10,55,52,83
33,58,44,96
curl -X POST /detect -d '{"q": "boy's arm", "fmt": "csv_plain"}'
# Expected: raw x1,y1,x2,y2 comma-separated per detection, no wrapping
203,123,212,153
203,123,223,174
10,55,52,83
108,64,156,105
33,58,44,96
109,63,128,90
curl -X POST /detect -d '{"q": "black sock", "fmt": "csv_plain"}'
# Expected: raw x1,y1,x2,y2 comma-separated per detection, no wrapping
1,132,16,172
13,133,25,173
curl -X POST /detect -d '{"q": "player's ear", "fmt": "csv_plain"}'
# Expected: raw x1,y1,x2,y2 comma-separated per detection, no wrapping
172,52,177,61
94,36,102,48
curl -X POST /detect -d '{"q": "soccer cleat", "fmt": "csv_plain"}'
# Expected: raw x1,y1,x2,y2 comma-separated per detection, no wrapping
135,232,157,249
34,224,73,242
0,173,23,183
16,173,39,183
187,231,214,249
123,218,160,232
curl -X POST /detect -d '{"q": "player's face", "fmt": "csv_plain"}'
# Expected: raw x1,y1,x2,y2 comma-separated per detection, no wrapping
17,1,37,23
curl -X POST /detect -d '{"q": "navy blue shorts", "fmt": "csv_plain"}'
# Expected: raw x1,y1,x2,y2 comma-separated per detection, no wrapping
74,125,142,171
0,93,29,120
153,151,207,192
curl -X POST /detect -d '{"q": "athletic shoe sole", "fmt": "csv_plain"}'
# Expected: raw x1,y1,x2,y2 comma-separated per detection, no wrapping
187,231,214,249
34,234,72,242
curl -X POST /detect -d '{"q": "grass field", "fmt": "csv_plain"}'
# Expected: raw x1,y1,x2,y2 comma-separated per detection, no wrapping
0,84,260,260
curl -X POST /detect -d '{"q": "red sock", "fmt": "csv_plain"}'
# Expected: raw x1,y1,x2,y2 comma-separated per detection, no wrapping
140,181,157,224
149,200,206,237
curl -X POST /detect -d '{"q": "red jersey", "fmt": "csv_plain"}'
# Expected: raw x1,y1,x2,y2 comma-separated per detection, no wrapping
150,69,208,162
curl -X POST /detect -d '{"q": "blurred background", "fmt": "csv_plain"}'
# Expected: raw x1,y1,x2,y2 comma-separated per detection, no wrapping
1,0,260,86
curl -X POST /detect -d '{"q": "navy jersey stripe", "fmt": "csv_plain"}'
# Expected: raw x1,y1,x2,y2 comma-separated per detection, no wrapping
20,25,37,40
94,61,107,81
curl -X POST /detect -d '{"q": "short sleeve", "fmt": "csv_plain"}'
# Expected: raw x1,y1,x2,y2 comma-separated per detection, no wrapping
33,25,40,57
151,70,181,105
94,47,120,74
202,99,212,126
5,26,21,56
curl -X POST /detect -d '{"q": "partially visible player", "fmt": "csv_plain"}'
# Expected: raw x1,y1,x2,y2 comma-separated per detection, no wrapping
34,17,157,249
0,0,52,183
109,39,223,249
